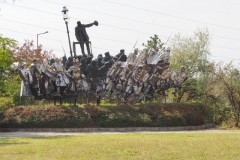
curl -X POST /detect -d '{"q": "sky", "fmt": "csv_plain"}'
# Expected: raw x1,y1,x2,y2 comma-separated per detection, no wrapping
0,0,240,67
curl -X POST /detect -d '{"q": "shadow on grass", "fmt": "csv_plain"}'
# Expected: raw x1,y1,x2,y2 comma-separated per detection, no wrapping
0,139,30,146
29,135,83,139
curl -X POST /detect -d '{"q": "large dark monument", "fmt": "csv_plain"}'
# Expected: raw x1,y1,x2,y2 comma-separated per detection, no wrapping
12,8,187,105
74,20,98,56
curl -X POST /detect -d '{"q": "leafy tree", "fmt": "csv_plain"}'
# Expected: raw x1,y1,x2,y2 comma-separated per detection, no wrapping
13,40,53,67
0,39,53,99
167,29,231,124
169,28,211,102
0,34,17,97
142,34,165,51
0,34,17,72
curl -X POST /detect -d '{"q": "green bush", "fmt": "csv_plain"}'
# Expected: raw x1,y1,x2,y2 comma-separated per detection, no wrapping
0,103,205,128
12,93,50,106
0,75,21,97
0,97,14,113
1,105,66,128
185,102,233,125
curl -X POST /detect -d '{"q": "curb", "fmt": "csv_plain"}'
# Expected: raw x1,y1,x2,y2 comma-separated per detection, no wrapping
0,124,215,132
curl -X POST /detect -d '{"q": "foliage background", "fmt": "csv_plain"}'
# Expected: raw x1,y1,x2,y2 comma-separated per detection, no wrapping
0,29,239,127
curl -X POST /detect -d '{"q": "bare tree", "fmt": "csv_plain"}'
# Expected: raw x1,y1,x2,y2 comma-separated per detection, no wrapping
208,62,240,127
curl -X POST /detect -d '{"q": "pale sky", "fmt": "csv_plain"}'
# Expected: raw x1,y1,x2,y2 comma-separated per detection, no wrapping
0,0,240,67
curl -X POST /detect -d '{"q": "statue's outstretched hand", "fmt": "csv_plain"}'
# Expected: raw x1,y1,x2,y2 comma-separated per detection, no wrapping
94,20,98,26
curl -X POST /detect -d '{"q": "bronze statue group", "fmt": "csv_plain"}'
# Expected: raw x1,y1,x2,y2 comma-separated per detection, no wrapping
12,20,187,105
12,47,187,105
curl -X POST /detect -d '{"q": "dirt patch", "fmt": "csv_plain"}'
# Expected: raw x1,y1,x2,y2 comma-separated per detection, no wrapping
1,128,240,138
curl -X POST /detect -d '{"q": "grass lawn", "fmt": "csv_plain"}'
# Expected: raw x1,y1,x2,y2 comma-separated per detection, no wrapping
0,132,240,160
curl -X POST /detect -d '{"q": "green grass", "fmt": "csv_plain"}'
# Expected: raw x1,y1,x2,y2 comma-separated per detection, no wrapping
1,132,240,160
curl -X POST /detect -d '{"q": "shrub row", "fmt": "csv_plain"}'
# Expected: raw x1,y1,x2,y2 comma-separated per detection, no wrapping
0,103,205,128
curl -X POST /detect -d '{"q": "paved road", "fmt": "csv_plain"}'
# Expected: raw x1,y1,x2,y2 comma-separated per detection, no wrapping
1,128,240,138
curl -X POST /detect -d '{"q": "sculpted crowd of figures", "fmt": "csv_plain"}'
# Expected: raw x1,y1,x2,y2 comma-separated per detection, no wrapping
12,47,187,105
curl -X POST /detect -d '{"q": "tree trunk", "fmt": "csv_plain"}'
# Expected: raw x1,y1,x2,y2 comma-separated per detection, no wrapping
234,104,240,127
235,113,239,127
235,121,239,127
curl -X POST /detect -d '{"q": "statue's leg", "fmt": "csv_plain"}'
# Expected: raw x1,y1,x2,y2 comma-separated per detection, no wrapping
172,89,177,97
86,43,91,55
97,96,101,105
54,97,56,105
59,97,62,105
60,87,63,105
80,43,85,55
162,82,170,96
74,96,77,106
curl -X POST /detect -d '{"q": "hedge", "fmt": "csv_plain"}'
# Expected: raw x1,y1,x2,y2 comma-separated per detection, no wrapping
0,103,206,128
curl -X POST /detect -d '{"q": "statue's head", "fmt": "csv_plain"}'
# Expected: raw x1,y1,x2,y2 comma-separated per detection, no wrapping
62,55,67,60
87,55,93,61
166,47,171,52
77,55,82,61
43,59,48,66
68,56,73,61
143,64,151,71
180,66,186,72
19,62,26,69
116,61,121,67
105,52,110,57
73,58,80,65
80,58,86,64
98,54,103,60
120,49,125,54
137,66,144,72
54,57,60,63
32,57,39,64
91,60,97,66
134,48,138,54
77,21,81,26
128,63,133,69
50,58,55,64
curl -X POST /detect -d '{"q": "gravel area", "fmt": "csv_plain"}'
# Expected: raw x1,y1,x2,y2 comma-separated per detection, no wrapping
1,128,240,138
